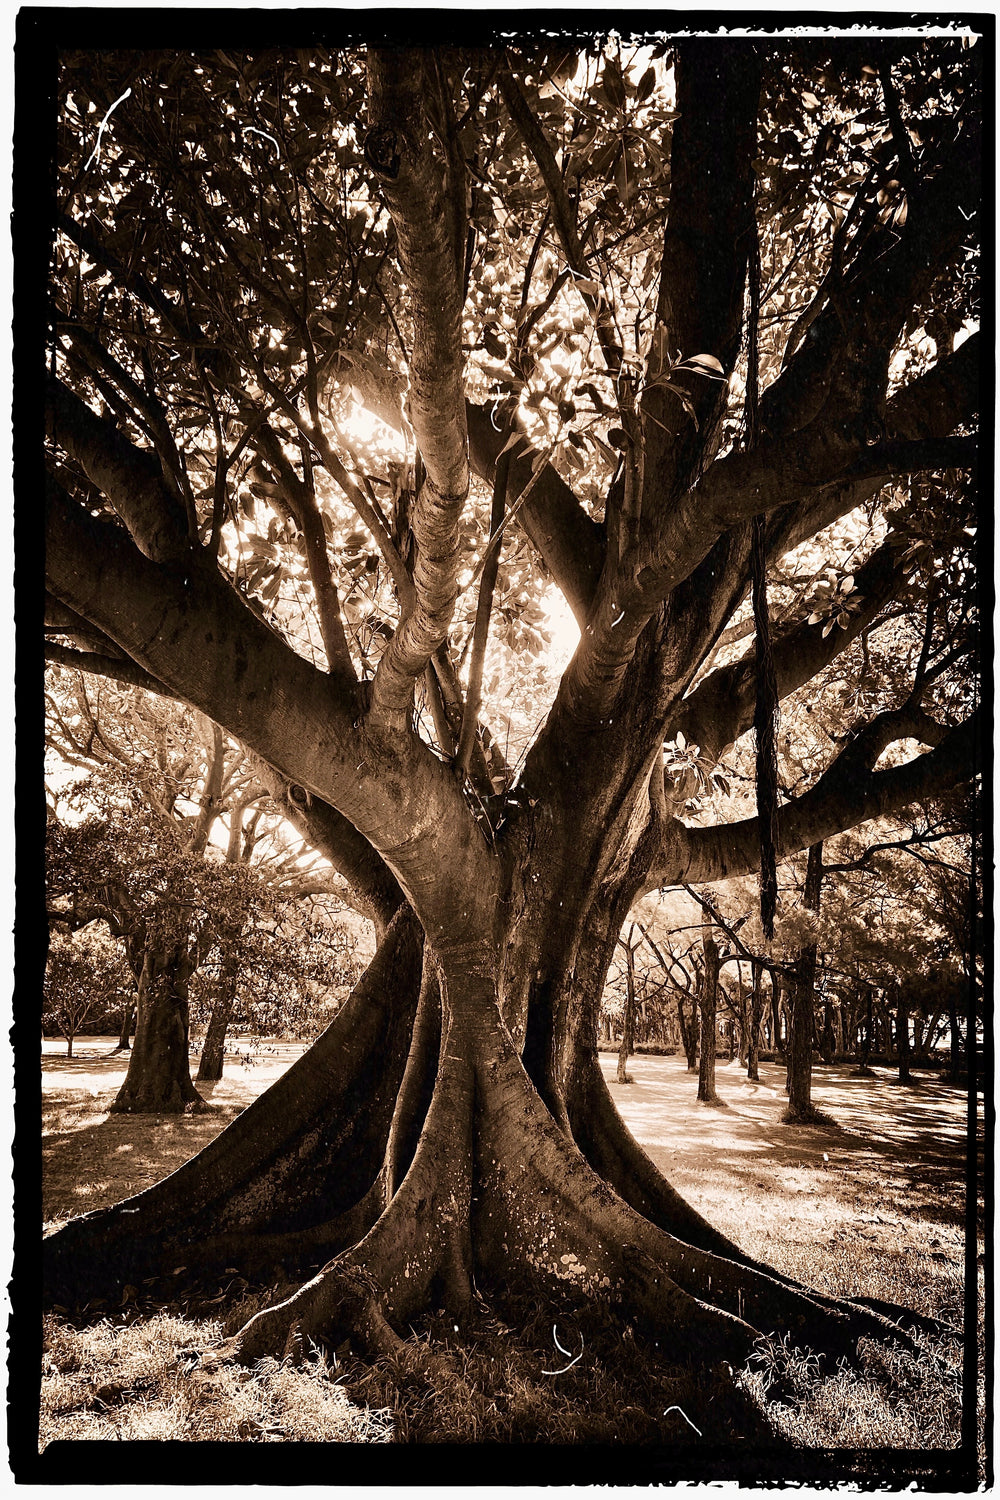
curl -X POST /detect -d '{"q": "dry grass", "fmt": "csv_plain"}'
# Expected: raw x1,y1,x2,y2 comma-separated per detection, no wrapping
39,1042,982,1465
40,1309,391,1445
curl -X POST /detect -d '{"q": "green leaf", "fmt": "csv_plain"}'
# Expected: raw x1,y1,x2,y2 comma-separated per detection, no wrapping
602,62,626,110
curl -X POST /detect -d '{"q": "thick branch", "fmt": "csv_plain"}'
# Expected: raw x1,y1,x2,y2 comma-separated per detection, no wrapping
46,481,496,947
366,50,471,717
675,537,911,759
45,640,170,699
366,50,468,498
653,711,979,889
643,40,762,503
46,378,192,563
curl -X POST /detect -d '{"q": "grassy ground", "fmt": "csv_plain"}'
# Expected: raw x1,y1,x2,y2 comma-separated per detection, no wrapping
39,1039,983,1468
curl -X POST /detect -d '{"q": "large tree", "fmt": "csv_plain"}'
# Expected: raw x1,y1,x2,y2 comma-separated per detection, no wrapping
39,29,980,1383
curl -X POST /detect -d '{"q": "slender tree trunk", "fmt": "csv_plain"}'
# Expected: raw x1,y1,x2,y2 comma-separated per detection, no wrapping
912,1007,925,1058
856,990,874,1072
819,998,835,1064
116,998,135,1051
697,924,721,1105
946,990,963,1080
616,933,637,1085
678,992,698,1070
771,982,785,1062
785,840,822,1122
747,960,763,1082
895,984,911,1084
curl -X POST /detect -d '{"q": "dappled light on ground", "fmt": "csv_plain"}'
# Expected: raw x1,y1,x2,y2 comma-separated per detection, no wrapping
598,1051,976,1318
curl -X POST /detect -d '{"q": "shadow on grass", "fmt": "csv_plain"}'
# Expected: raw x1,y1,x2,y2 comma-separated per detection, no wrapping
599,1055,977,1235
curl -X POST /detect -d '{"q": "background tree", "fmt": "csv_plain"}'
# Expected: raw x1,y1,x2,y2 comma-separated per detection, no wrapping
45,671,360,1097
37,31,981,1381
42,925,133,1056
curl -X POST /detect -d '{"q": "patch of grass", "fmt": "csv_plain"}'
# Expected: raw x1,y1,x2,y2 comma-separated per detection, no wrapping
739,1328,964,1450
39,1311,392,1448
329,1296,781,1446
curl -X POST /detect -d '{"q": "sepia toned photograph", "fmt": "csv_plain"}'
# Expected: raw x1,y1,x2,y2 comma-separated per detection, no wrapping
15,7,988,1487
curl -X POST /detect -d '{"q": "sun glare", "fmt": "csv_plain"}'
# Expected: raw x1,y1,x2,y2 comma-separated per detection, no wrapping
543,588,581,673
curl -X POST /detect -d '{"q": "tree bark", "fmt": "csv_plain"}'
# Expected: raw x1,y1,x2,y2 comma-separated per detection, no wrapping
616,931,637,1084
895,984,912,1085
785,841,823,1122
196,950,239,1084
697,923,721,1105
747,960,763,1082
678,992,698,1070
112,936,207,1114
116,998,134,1052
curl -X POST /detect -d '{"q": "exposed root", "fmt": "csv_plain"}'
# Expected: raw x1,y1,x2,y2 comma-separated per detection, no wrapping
565,1054,937,1350
227,1044,475,1364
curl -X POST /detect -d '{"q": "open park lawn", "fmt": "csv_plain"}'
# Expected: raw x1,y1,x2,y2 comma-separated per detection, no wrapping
40,1041,982,1457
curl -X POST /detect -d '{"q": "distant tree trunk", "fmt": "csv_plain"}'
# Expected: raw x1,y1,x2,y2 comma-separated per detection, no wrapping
116,998,135,1052
196,951,239,1083
856,989,874,1072
819,998,835,1064
912,1007,926,1058
677,991,698,1070
946,989,963,1079
747,960,763,1082
113,931,145,1052
895,983,911,1084
112,934,207,1113
785,840,822,1122
771,983,785,1061
616,931,637,1085
697,923,721,1105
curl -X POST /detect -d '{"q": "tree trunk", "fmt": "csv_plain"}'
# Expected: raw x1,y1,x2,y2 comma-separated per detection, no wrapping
946,991,963,1079
770,982,785,1061
747,960,763,1082
44,872,939,1385
895,984,911,1084
697,924,721,1105
785,841,822,1123
856,990,875,1073
111,935,207,1114
616,932,637,1084
819,999,835,1064
677,992,698,1070
116,998,135,1051
196,951,239,1084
